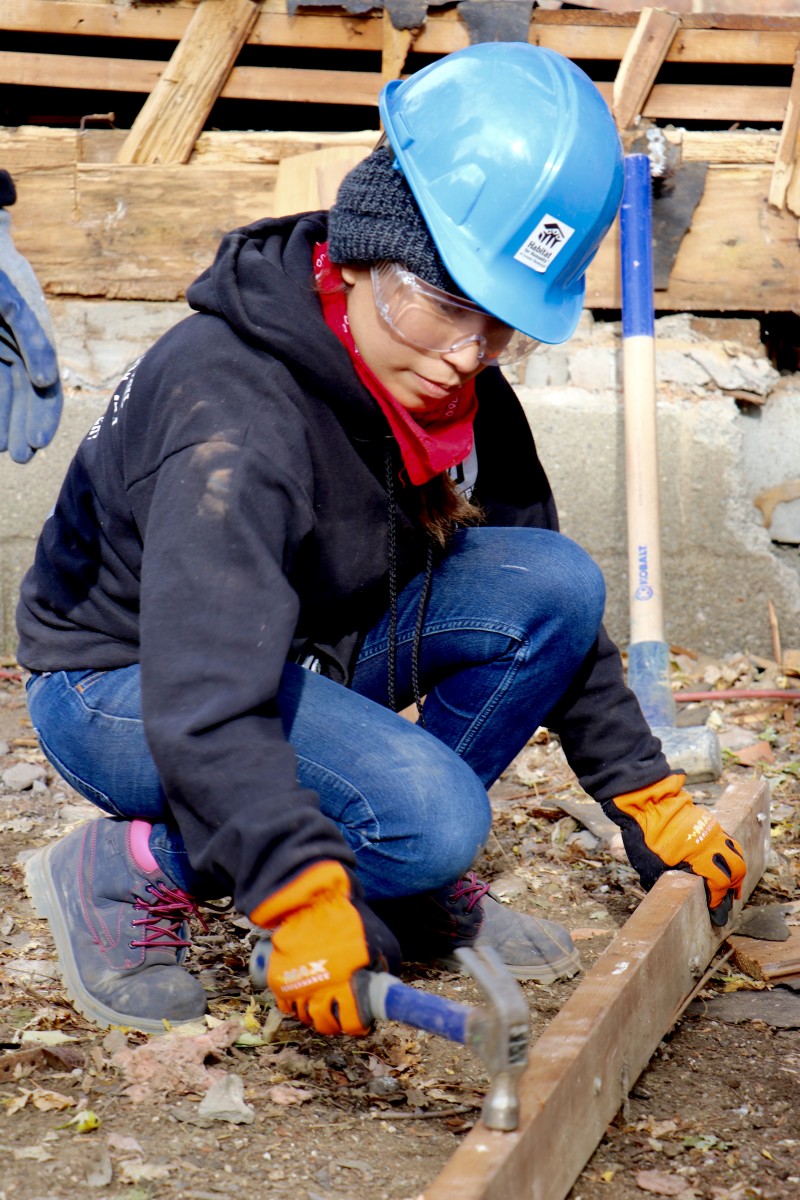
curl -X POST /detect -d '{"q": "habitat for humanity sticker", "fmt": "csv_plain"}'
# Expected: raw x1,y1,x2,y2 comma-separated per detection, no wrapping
514,214,575,274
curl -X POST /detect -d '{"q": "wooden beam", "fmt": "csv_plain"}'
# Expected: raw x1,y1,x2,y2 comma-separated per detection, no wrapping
2,132,798,311
116,0,261,165
586,165,800,314
0,51,384,108
576,0,800,13
1,48,792,124
272,144,370,215
613,7,681,130
424,778,770,1200
3,1,800,64
769,49,800,212
381,9,416,84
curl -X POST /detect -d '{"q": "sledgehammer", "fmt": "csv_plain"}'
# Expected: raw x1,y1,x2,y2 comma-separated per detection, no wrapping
249,940,529,1131
620,154,722,784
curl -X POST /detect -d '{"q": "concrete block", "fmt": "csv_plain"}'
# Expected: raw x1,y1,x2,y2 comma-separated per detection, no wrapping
3,304,800,665
741,384,800,545
519,378,800,658
568,346,620,391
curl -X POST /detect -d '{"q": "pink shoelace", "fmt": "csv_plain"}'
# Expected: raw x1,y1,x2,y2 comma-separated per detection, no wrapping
448,871,492,912
130,882,208,950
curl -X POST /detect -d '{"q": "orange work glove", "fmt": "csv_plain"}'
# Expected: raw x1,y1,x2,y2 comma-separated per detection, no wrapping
606,773,746,926
250,861,400,1035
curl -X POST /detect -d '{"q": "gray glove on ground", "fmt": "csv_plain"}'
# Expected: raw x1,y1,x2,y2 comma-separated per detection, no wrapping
0,169,63,463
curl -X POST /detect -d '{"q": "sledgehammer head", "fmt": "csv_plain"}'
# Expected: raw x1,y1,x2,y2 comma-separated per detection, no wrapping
652,725,723,784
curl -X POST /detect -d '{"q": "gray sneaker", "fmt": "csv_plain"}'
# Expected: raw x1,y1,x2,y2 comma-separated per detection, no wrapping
374,871,581,984
25,817,208,1033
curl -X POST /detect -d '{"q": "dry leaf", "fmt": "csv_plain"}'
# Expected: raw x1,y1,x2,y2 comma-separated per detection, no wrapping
20,1029,76,1046
13,1144,53,1162
58,1109,101,1133
6,1089,33,1114
268,1083,315,1105
30,1086,76,1111
636,1169,693,1195
118,1159,174,1183
733,741,774,766
107,1132,144,1155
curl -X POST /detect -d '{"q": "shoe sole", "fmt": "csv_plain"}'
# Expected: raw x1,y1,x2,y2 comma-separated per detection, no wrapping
440,945,582,984
25,840,191,1036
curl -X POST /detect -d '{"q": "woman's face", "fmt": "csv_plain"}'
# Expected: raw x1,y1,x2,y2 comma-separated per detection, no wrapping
341,265,487,420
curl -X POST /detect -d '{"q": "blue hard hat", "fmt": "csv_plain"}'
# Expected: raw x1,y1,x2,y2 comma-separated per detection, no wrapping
379,42,624,345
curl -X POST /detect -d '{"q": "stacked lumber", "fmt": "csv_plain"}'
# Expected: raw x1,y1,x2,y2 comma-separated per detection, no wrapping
4,1,800,128
1,1,799,311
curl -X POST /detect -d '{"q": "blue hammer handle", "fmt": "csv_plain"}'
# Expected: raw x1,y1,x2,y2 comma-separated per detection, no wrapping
249,938,469,1042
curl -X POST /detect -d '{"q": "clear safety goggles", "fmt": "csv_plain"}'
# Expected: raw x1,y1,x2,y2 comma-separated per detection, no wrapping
370,261,539,367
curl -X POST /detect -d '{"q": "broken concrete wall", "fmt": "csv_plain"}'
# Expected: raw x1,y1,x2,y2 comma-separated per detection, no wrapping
1,302,798,662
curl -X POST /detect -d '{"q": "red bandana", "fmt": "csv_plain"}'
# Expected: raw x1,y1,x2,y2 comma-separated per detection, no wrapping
313,242,477,486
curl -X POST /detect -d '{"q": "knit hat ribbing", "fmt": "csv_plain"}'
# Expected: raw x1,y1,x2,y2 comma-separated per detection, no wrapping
327,147,458,293
0,170,17,208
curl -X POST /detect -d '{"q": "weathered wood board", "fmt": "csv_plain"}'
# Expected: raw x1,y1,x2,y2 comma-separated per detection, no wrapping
3,128,797,312
116,0,261,165
423,777,770,1200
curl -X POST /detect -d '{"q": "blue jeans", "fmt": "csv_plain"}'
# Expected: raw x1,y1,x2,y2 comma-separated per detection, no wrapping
26,527,605,901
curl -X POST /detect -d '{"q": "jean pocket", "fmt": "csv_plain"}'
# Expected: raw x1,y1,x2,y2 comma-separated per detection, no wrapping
71,670,109,694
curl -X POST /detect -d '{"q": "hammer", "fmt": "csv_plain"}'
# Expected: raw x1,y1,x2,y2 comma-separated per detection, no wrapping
620,154,721,783
249,940,529,1131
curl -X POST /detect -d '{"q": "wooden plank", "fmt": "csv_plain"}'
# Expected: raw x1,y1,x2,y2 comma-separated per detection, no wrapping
612,7,681,130
116,0,261,165
0,0,383,48
681,130,780,164
586,166,800,313
576,0,800,13
769,49,800,211
7,162,280,301
3,1,800,63
0,127,782,177
728,926,800,981
0,47,791,123
423,778,770,1200
272,144,370,215
3,141,798,311
381,9,416,84
0,51,384,107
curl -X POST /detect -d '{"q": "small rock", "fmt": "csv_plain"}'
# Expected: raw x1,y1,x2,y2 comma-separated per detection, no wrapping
196,1074,255,1124
490,873,529,903
2,762,47,791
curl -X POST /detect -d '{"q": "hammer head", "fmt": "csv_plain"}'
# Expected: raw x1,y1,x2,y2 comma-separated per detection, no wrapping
455,945,530,1132
652,724,723,784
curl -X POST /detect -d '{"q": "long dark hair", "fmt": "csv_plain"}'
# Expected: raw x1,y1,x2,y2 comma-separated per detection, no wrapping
415,472,484,547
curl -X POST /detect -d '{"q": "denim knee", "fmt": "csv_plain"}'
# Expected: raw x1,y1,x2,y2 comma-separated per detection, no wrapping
340,745,493,901
531,532,606,656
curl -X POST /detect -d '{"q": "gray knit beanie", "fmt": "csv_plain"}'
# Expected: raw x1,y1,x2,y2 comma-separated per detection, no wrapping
328,146,458,293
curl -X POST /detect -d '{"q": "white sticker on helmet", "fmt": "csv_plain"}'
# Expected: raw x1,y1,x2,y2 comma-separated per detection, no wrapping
514,214,575,274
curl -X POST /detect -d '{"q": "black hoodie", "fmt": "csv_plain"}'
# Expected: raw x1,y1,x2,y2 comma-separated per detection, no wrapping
16,213,668,916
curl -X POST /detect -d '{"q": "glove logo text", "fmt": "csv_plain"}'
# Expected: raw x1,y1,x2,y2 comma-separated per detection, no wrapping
278,959,330,993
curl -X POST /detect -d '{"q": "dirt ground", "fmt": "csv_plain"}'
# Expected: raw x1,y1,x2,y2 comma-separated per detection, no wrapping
1,649,799,1200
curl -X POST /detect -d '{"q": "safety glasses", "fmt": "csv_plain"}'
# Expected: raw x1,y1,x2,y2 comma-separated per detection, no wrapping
370,261,539,366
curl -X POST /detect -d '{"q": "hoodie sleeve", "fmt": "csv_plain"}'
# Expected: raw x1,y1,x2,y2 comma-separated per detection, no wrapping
135,436,356,916
546,626,671,803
